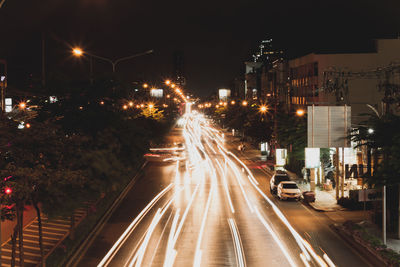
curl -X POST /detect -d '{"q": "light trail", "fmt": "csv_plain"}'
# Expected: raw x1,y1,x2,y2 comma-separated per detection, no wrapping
254,206,297,267
193,184,215,267
201,120,335,266
148,212,173,266
128,187,183,267
300,253,311,267
323,253,336,267
163,210,180,267
228,218,246,267
225,157,254,213
214,158,235,213
98,184,174,267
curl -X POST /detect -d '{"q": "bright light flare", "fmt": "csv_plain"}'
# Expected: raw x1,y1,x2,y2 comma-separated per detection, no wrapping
296,109,305,116
259,105,268,113
72,47,83,56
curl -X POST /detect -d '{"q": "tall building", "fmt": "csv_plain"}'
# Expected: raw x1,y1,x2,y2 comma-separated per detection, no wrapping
244,39,284,101
173,51,186,87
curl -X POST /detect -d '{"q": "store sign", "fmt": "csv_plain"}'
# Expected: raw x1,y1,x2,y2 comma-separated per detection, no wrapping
358,189,382,202
218,89,231,101
5,98,12,113
276,148,287,166
305,148,320,168
150,89,163,98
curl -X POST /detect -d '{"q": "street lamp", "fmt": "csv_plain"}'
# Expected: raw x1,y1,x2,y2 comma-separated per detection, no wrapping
72,47,153,72
19,102,26,109
259,105,268,113
242,100,248,106
296,109,305,116
165,80,171,85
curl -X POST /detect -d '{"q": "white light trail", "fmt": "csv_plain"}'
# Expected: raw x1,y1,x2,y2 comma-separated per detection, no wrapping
228,218,246,267
300,253,311,267
129,188,181,267
98,184,174,267
323,253,336,267
193,185,214,267
164,210,180,267
254,206,297,267
214,158,235,213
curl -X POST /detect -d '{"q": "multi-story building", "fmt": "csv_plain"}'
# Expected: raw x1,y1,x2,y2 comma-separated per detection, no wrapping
244,39,284,102
287,39,400,124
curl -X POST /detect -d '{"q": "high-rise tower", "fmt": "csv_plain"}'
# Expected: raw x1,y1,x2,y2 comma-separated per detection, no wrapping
173,50,186,87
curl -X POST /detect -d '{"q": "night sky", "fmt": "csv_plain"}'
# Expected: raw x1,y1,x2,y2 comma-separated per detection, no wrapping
0,0,399,97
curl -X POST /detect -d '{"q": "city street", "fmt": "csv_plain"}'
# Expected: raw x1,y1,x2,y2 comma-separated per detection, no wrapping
78,113,371,267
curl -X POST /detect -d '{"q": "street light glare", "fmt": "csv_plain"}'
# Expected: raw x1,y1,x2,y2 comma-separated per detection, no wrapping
19,102,26,109
296,109,305,116
242,100,248,106
260,105,268,113
72,48,83,56
165,80,171,85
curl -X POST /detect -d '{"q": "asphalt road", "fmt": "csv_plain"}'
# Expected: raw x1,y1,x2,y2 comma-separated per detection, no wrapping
77,113,371,267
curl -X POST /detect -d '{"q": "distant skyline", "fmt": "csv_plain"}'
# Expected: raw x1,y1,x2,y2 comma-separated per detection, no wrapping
1,0,399,97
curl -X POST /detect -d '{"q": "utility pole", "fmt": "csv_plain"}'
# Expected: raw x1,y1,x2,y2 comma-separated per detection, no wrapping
42,32,46,88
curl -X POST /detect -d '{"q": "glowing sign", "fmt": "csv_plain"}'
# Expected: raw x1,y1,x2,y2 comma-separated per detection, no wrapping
305,148,320,168
150,89,163,98
275,149,287,166
218,89,231,101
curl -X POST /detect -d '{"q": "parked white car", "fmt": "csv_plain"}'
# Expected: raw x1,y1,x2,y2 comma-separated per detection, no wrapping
277,181,301,200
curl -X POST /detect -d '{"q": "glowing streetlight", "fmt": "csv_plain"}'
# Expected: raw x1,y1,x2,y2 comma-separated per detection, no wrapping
140,104,145,108
72,48,83,57
242,100,248,106
100,101,105,105
296,109,305,116
171,83,176,88
19,102,26,109
259,105,268,113
122,104,128,110
231,100,235,105
165,80,171,85
128,101,134,107
25,123,31,128
166,94,170,98
368,128,374,134
148,103,154,109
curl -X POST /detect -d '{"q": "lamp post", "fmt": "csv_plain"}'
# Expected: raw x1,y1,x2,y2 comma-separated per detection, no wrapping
72,48,153,84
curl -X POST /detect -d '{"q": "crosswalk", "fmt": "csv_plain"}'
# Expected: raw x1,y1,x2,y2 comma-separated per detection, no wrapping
0,207,88,267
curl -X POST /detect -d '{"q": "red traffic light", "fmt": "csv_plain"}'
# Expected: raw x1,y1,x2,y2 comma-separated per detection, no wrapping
4,187,12,195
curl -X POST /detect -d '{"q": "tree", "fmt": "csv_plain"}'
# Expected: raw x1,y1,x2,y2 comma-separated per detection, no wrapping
276,111,307,176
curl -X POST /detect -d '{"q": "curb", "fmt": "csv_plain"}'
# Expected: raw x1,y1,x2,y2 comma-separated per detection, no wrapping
329,223,387,267
64,161,148,267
